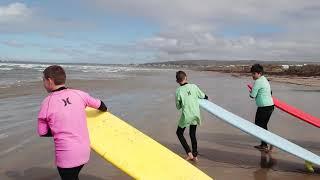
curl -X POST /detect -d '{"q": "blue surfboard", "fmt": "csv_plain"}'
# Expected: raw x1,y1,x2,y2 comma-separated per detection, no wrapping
199,99,320,166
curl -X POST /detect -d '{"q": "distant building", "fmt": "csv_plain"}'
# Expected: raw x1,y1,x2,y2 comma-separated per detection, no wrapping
281,65,289,69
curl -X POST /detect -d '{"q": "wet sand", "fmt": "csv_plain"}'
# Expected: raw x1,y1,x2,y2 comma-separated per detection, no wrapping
1,70,320,180
268,76,320,87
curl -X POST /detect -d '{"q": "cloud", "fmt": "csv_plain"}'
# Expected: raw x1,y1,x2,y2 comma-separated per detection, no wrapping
86,0,320,62
0,2,94,34
2,40,25,48
2,1,320,62
138,30,320,61
90,1,320,27
0,2,32,23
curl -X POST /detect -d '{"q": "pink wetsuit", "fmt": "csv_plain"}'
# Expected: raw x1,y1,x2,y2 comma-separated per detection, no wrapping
38,88,101,168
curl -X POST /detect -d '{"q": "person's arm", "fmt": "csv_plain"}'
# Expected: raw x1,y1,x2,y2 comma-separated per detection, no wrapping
38,118,52,137
40,127,53,137
250,81,260,99
195,85,207,99
176,91,182,110
38,100,52,137
77,90,107,111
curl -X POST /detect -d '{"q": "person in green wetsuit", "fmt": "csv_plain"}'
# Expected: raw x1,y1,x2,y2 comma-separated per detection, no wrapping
250,64,315,173
175,71,208,161
249,64,274,152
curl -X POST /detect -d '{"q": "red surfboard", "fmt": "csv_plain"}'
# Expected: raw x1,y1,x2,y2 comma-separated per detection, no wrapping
248,84,320,128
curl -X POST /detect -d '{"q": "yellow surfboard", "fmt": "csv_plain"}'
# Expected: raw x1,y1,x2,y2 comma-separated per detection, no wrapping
86,108,213,180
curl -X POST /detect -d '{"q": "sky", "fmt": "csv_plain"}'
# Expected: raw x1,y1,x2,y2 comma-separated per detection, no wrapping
0,0,320,64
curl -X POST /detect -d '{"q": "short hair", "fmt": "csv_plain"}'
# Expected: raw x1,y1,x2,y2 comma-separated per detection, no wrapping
43,65,66,85
176,71,187,83
250,64,264,74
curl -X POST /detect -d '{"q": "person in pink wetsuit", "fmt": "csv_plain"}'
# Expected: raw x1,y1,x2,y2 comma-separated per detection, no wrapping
38,65,107,180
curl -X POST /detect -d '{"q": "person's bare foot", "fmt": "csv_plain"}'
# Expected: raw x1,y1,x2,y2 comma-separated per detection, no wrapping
269,145,274,152
185,152,194,161
193,156,199,162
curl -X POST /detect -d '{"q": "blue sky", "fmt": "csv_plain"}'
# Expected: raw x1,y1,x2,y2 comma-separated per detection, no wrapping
0,1,320,63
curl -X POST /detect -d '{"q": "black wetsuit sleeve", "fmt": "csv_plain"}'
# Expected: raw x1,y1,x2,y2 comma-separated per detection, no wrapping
41,128,53,137
204,95,209,100
98,101,108,112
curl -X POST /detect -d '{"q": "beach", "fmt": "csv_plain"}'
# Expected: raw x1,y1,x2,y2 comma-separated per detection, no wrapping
1,62,320,180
